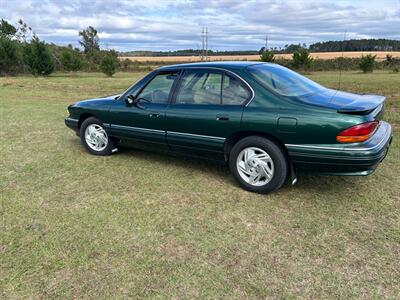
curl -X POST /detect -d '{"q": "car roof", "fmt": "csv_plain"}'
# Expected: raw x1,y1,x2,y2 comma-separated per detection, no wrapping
158,61,264,71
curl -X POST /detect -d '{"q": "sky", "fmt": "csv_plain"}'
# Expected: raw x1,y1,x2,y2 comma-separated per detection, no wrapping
1,0,400,52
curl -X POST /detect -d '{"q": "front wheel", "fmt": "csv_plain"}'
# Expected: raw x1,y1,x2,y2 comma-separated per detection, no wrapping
229,136,288,194
80,117,114,156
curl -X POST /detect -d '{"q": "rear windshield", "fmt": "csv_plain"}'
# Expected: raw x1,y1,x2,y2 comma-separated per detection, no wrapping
247,63,326,97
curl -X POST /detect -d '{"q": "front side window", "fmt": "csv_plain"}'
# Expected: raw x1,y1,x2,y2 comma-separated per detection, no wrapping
136,72,178,104
175,69,251,105
247,63,326,97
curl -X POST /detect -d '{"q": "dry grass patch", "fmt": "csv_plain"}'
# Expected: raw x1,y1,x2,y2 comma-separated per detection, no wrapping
120,51,400,63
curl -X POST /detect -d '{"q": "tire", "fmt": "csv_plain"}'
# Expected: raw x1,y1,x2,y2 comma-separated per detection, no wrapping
229,136,288,194
79,117,114,156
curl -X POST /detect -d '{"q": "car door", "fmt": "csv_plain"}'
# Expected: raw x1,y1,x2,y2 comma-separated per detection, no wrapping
107,70,179,150
165,68,253,158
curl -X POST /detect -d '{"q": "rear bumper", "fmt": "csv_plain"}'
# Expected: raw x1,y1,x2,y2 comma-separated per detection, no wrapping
286,121,393,175
65,117,79,135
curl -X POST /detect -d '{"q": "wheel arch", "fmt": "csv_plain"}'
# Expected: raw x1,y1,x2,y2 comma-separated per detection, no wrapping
78,113,95,129
223,131,289,162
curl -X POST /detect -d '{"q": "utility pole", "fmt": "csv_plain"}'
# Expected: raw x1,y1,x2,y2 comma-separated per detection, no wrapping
205,26,208,61
201,27,205,61
265,35,268,51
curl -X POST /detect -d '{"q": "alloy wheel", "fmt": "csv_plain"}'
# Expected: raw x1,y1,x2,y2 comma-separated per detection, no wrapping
84,124,108,152
236,147,274,186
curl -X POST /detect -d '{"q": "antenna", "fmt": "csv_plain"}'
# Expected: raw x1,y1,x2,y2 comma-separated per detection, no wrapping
338,30,347,91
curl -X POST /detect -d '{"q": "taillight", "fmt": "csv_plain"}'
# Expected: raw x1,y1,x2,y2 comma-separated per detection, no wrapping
336,121,379,143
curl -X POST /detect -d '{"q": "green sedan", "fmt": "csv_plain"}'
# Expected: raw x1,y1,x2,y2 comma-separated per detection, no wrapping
65,62,392,194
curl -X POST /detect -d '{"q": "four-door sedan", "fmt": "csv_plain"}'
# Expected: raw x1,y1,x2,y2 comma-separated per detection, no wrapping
65,62,392,194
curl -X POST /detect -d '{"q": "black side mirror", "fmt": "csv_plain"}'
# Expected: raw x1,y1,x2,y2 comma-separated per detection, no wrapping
125,94,136,106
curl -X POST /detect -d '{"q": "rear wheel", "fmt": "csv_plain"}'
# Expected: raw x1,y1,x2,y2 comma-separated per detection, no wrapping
229,136,288,194
80,117,114,156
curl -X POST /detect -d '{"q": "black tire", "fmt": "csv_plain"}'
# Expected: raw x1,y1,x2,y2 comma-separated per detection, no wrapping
229,136,288,194
79,117,114,156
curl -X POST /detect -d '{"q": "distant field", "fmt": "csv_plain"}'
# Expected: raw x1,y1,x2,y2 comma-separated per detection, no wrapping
120,51,400,62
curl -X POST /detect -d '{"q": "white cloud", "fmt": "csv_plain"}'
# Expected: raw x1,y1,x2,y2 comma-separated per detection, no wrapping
1,0,399,51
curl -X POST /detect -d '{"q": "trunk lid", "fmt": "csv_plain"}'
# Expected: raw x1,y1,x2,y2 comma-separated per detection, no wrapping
297,88,385,116
329,90,385,113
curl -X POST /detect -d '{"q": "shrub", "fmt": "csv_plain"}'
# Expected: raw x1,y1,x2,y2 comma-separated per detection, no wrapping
260,50,275,62
385,54,400,73
359,54,376,73
23,36,54,76
100,53,118,76
61,47,82,72
292,48,313,70
121,58,132,71
85,50,102,71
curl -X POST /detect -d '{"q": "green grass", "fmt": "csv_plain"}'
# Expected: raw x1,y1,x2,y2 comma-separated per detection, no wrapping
1,71,399,299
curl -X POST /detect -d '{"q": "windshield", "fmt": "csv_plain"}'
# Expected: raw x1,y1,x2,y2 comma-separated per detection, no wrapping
247,63,326,97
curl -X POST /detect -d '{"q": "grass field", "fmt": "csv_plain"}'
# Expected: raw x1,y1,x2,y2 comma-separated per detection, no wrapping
1,71,399,298
120,51,400,63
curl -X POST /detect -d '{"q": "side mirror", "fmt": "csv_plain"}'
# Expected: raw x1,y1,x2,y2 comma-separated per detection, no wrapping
125,94,136,106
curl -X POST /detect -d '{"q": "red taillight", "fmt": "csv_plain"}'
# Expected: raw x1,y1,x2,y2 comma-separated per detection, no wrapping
336,121,379,143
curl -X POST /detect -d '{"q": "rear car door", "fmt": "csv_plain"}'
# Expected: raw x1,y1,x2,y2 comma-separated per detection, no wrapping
165,68,253,158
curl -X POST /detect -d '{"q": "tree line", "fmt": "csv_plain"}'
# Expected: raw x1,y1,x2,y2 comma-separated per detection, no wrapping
0,19,119,76
122,39,400,57
259,48,399,73
309,39,400,52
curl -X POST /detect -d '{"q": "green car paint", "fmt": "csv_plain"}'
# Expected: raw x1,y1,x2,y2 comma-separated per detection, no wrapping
65,62,392,176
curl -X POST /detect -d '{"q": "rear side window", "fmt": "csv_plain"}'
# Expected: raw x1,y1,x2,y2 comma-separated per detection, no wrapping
222,73,252,105
175,69,251,105
176,70,222,105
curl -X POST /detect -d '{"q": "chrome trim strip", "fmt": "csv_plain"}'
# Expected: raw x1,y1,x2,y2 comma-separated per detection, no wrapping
111,124,165,134
285,144,346,151
285,143,380,152
110,124,225,141
65,117,78,123
168,130,226,141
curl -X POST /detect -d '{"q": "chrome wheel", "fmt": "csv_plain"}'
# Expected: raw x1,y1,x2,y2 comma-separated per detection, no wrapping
236,147,274,186
84,124,108,152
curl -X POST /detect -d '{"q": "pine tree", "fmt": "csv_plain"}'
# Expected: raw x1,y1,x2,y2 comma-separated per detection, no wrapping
100,52,119,77
23,36,54,76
